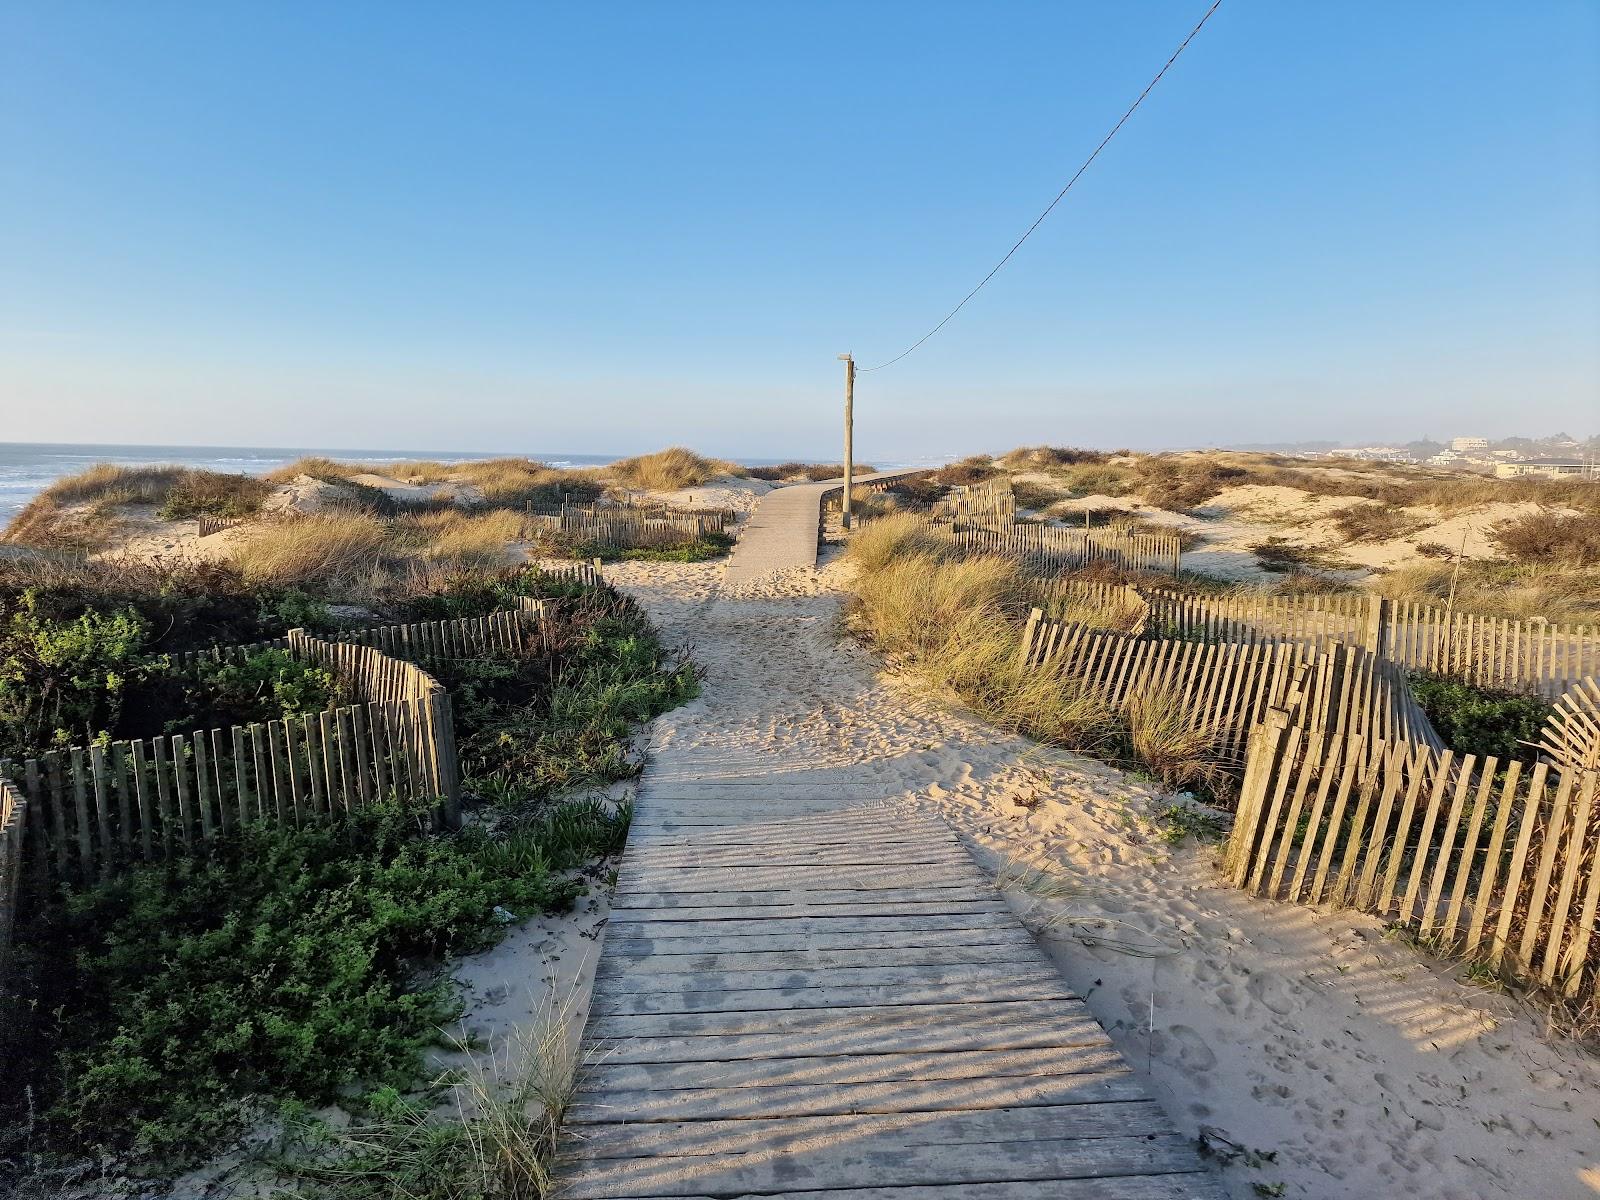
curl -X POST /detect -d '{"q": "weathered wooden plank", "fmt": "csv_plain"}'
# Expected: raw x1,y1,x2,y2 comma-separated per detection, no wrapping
604,927,1036,955
623,847,972,869
566,1100,1167,1160
573,1068,1138,1122
589,976,1076,1018
555,1132,1207,1199
613,866,978,895
603,911,1018,939
579,1044,1129,1096
609,889,1002,913
592,961,1056,999
586,1000,1108,1046
596,944,1048,975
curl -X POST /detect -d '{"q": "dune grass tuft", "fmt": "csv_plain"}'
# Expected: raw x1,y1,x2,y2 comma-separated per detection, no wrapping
1124,686,1229,793
4,465,272,548
609,447,741,492
230,514,390,585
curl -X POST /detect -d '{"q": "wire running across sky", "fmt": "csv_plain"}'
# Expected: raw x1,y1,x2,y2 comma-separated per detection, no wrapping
857,0,1225,374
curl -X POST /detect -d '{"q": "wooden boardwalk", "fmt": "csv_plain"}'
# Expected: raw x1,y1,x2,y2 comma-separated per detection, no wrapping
722,469,925,585
558,793,1223,1198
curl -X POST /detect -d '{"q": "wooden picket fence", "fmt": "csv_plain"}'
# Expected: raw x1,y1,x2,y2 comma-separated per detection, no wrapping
1019,610,1440,777
1,631,459,889
1144,588,1598,700
197,514,250,537
1226,716,1600,1001
1540,677,1600,772
525,507,723,549
1037,580,1151,636
916,518,1184,576
937,479,1017,530
0,778,24,984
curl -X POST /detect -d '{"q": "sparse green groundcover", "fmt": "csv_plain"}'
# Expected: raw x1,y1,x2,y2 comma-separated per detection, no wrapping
1406,674,1550,763
0,571,339,762
566,531,734,563
6,798,622,1164
0,573,696,1184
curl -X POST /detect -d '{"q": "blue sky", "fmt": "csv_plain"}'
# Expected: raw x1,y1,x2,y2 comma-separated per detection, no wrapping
2,1,1596,459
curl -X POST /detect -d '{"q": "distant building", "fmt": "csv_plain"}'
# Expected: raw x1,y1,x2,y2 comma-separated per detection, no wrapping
1494,459,1597,480
1450,436,1489,452
1337,446,1416,463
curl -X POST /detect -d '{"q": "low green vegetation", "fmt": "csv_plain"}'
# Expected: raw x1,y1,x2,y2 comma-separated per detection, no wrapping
1407,674,1550,763
0,567,338,761
0,554,695,1182
441,589,700,804
567,531,734,563
8,796,627,1164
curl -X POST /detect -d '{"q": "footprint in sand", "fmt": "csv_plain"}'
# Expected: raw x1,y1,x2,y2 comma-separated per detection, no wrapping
1247,971,1298,1015
1155,1024,1218,1075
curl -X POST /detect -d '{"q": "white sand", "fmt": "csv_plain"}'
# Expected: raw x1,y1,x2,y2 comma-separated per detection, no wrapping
1045,483,1566,587
630,472,773,516
595,551,1600,1200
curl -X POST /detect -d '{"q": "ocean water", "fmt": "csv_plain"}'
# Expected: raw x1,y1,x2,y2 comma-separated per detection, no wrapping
0,442,942,528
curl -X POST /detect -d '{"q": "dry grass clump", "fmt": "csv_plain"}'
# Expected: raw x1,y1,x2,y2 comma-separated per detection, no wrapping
231,514,389,585
453,460,605,509
1010,479,1066,512
1490,509,1600,568
1331,502,1429,544
1251,536,1355,575
422,512,528,569
1045,586,1148,634
999,446,1112,470
846,512,958,573
268,456,602,511
1053,462,1135,498
929,455,998,486
1373,561,1600,623
4,464,272,548
609,448,740,492
263,456,362,484
1130,456,1247,512
848,538,1114,750
1125,686,1228,793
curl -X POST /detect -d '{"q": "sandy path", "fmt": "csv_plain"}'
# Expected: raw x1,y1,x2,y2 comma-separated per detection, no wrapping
600,553,1600,1200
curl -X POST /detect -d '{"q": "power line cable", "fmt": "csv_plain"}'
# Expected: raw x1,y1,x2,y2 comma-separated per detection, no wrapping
857,0,1224,373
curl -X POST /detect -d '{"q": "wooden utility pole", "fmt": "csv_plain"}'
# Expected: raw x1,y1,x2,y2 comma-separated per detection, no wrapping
838,353,855,528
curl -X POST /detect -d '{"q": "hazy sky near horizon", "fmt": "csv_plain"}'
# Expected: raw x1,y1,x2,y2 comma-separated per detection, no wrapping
3,1,1597,460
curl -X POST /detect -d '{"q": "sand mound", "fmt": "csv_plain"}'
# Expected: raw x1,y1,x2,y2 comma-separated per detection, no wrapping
638,473,772,516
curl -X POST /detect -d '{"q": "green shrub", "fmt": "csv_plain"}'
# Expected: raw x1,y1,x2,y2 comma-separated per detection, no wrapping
443,594,699,803
1409,674,1550,763
154,470,273,521
569,532,734,563
8,797,625,1164
154,647,348,734
398,565,593,621
0,593,155,758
